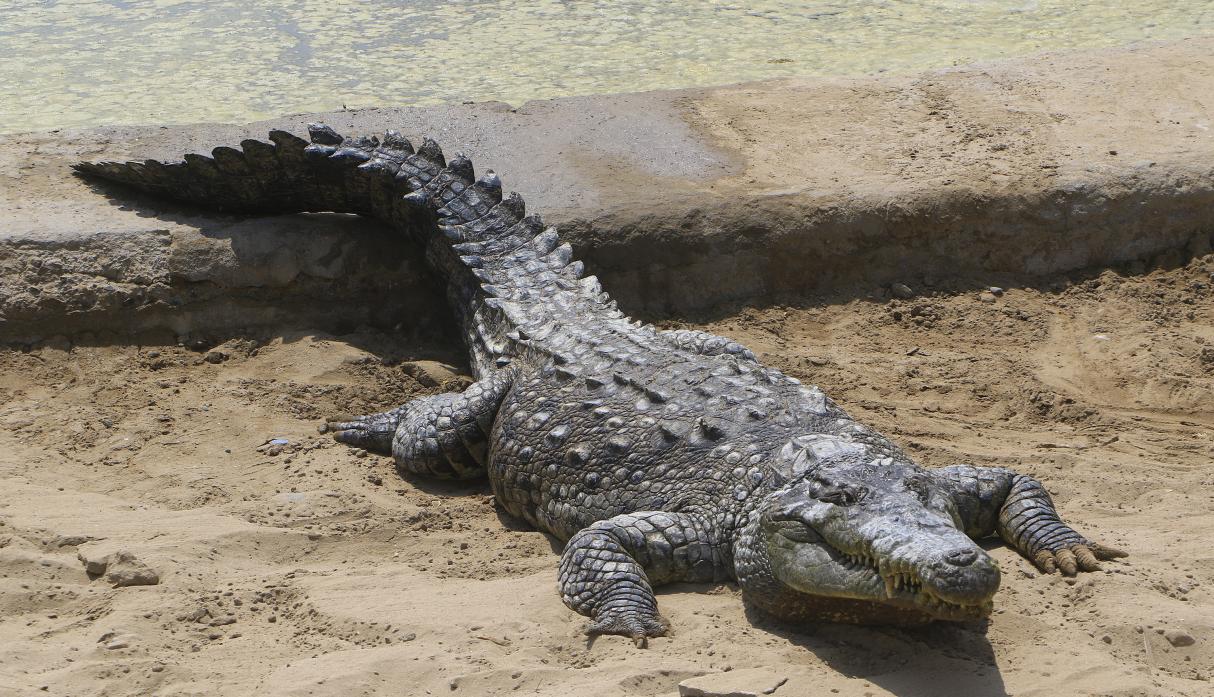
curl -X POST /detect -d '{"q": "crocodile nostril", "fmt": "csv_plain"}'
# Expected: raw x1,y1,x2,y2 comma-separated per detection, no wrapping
945,548,979,566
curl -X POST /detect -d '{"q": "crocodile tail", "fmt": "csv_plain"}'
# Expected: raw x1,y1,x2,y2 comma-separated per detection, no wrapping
76,124,623,329
74,124,451,240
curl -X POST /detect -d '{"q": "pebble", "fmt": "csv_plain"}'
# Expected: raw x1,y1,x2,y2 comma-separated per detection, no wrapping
978,292,998,303
1165,630,1196,647
204,350,227,364
103,551,161,588
78,549,111,577
891,283,915,299
1101,634,1113,644
104,639,130,650
989,286,1005,296
77,548,160,587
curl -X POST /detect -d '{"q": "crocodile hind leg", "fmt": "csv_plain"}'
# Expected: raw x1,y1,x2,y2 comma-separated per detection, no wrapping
932,465,1128,576
558,512,726,646
323,406,408,455
325,370,513,479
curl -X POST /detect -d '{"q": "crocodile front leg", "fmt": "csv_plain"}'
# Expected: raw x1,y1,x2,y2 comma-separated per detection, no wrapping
933,465,1127,575
558,511,725,646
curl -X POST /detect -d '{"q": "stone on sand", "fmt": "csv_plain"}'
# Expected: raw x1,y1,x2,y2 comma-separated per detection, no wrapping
1164,629,1196,647
78,548,160,587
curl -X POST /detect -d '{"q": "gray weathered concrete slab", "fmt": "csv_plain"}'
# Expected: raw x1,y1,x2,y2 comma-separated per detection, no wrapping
3,38,1213,342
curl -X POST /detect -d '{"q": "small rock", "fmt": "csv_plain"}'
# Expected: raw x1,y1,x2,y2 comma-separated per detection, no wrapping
978,292,998,303
179,606,209,623
78,549,112,576
891,283,915,299
1165,630,1196,647
105,639,130,650
204,350,227,364
210,616,237,626
100,551,160,587
1101,634,1113,644
151,664,165,673
678,668,789,697
806,357,828,367
989,286,1005,296
367,474,382,485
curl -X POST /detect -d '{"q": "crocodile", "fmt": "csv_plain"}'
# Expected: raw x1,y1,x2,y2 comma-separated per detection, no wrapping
76,124,1126,643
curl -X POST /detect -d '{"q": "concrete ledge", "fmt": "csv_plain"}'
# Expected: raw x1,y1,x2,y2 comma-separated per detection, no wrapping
3,38,1213,342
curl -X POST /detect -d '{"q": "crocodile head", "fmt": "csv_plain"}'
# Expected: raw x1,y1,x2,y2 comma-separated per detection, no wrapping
735,434,999,624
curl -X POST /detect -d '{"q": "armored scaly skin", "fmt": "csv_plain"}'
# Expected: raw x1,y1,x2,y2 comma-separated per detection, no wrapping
76,125,1126,643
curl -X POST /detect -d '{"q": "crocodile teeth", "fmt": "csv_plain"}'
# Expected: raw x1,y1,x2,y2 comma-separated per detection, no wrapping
884,575,896,598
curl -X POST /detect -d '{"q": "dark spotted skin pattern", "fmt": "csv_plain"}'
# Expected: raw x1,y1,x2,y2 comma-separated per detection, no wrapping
76,125,1126,643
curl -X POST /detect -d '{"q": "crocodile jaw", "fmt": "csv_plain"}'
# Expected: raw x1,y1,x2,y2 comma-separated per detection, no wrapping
763,528,996,623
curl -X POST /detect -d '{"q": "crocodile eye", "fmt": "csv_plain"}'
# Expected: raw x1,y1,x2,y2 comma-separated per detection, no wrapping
817,487,866,506
772,520,820,543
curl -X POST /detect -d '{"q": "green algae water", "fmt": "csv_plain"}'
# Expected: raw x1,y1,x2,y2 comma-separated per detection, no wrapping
2,1,1212,134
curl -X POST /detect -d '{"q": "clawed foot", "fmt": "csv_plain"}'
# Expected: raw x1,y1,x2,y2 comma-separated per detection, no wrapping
320,413,396,454
587,609,670,648
1032,541,1127,576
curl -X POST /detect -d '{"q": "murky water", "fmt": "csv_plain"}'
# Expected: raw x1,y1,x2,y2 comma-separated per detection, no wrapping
2,1,1212,134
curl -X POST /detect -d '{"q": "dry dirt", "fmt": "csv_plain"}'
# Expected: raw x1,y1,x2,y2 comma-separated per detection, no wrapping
1,254,1212,697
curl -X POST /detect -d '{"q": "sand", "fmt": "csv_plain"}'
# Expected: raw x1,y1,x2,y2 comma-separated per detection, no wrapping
1,255,1212,696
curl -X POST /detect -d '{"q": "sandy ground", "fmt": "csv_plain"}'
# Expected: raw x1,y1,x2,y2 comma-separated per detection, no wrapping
1,253,1212,697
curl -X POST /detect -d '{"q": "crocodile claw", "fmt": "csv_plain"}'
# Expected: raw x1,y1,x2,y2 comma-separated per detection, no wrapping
322,413,396,454
1033,542,1127,576
586,610,670,647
